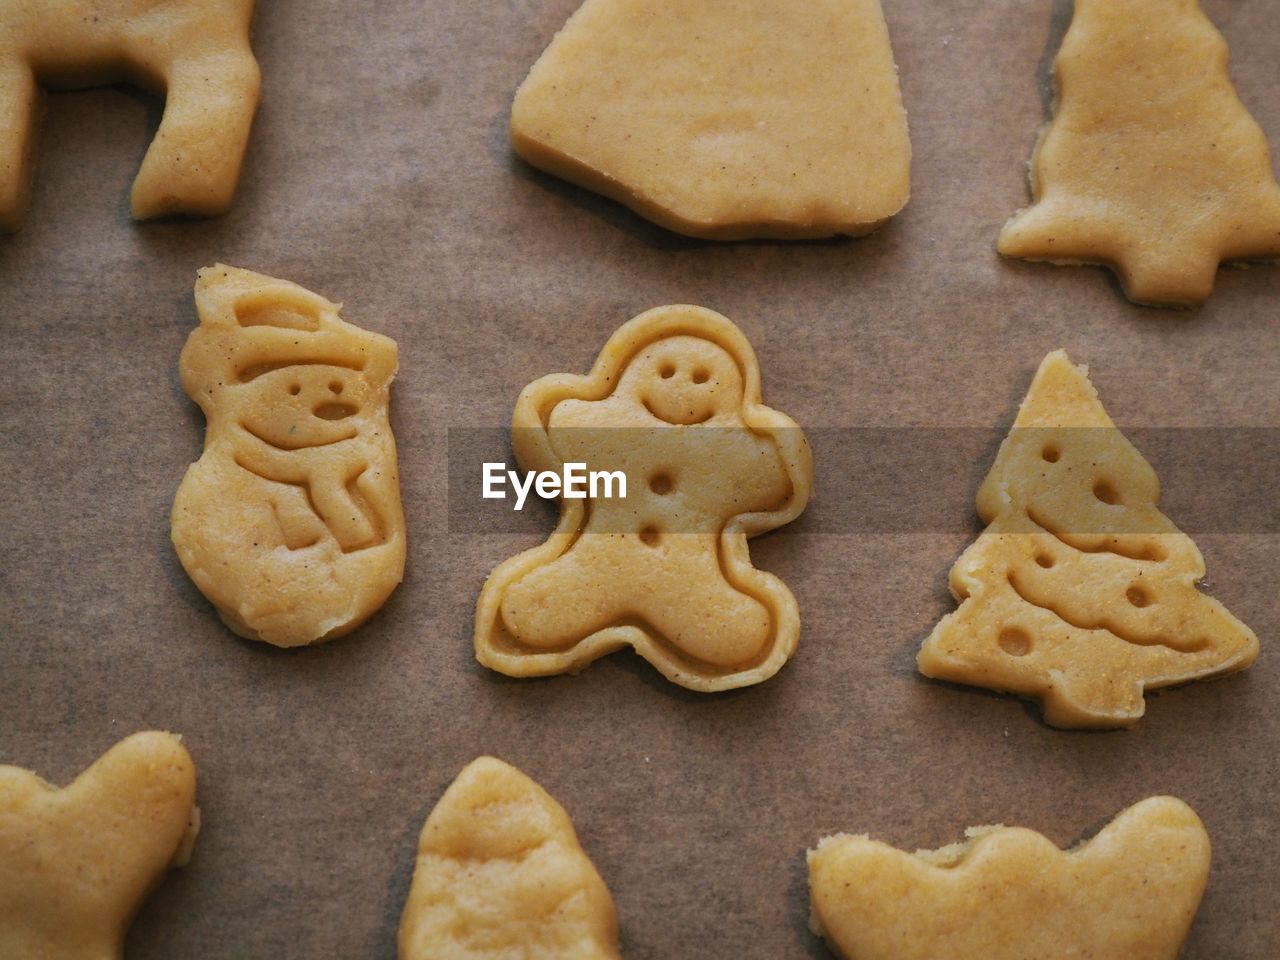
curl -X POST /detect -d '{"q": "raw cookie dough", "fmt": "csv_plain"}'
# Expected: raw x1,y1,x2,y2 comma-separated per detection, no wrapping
0,731,199,959
917,350,1258,727
998,0,1280,305
0,0,260,230
511,0,910,240
808,796,1210,960
474,305,812,691
398,757,621,960
172,264,406,647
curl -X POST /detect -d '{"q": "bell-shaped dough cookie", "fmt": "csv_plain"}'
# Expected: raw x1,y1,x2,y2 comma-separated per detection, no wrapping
172,264,406,647
999,0,1280,305
474,305,812,691
0,0,260,230
808,796,1210,960
918,350,1257,727
0,731,199,960
398,757,621,960
511,0,910,240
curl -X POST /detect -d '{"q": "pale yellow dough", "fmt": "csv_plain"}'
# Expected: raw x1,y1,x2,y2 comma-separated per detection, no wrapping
0,0,260,230
172,264,406,647
918,350,1258,727
398,757,621,960
808,796,1210,960
0,731,199,960
474,305,812,691
511,0,910,240
999,0,1280,305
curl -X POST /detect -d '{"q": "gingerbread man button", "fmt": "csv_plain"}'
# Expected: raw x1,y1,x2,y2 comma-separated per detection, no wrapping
475,305,812,692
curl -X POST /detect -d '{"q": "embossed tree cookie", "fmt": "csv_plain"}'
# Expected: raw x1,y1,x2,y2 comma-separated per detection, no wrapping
918,350,1257,727
398,757,621,960
808,796,1210,960
0,0,261,230
475,305,812,691
999,0,1280,305
0,732,199,960
172,264,406,647
511,0,910,240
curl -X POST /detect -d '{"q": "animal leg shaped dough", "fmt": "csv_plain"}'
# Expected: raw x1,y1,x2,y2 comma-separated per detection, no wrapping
398,757,621,960
0,732,199,960
511,0,910,240
998,0,1280,305
808,796,1210,960
0,0,260,230
918,350,1257,727
475,305,813,691
172,264,406,647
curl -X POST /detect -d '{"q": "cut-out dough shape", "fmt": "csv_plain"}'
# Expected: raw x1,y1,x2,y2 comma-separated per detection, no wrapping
398,757,621,960
0,731,199,959
998,0,1280,305
918,350,1258,727
511,0,910,240
474,305,812,691
808,796,1210,960
172,264,406,647
0,0,261,231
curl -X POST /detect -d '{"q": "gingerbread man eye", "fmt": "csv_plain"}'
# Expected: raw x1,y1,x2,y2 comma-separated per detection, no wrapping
691,368,710,384
659,361,676,379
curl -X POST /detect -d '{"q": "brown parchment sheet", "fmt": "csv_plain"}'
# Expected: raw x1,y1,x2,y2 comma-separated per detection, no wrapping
1,0,1278,957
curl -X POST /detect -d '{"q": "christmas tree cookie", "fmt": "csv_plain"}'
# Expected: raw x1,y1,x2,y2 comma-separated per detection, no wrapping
808,796,1210,960
999,0,1280,305
918,350,1258,728
398,757,621,960
0,732,199,959
510,0,910,240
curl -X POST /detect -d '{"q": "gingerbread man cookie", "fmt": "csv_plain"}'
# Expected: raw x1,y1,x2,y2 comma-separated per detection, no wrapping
511,0,910,240
918,350,1258,727
172,264,406,647
998,0,1280,305
475,305,812,691
398,757,621,960
0,731,199,960
0,0,260,230
808,796,1210,960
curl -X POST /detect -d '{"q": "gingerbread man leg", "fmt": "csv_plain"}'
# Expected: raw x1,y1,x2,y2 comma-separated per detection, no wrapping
0,59,37,231
131,48,260,219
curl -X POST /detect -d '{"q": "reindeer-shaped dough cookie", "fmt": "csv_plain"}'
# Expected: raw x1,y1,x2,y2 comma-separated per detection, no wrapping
172,264,405,647
0,732,199,960
475,305,812,691
0,0,260,230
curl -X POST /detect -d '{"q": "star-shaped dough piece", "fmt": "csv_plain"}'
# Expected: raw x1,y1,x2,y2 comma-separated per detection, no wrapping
809,796,1210,960
398,757,621,960
917,350,1258,727
0,731,199,959
511,0,910,239
999,0,1280,305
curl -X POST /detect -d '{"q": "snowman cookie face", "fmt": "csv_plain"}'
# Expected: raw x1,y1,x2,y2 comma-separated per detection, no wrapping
474,305,812,692
237,364,367,450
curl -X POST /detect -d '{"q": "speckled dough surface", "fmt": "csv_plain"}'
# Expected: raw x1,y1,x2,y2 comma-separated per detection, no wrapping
808,796,1210,960
511,0,910,240
0,0,260,230
172,264,406,647
999,0,1280,305
917,350,1258,727
475,305,812,691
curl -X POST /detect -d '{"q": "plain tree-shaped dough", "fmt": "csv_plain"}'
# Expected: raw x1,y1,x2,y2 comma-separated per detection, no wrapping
809,796,1210,960
398,757,621,960
0,732,199,960
999,0,1280,305
511,0,910,240
917,350,1258,727
0,0,260,230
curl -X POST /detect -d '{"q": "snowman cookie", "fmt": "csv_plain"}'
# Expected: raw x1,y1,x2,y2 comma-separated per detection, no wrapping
474,305,812,691
172,264,406,647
